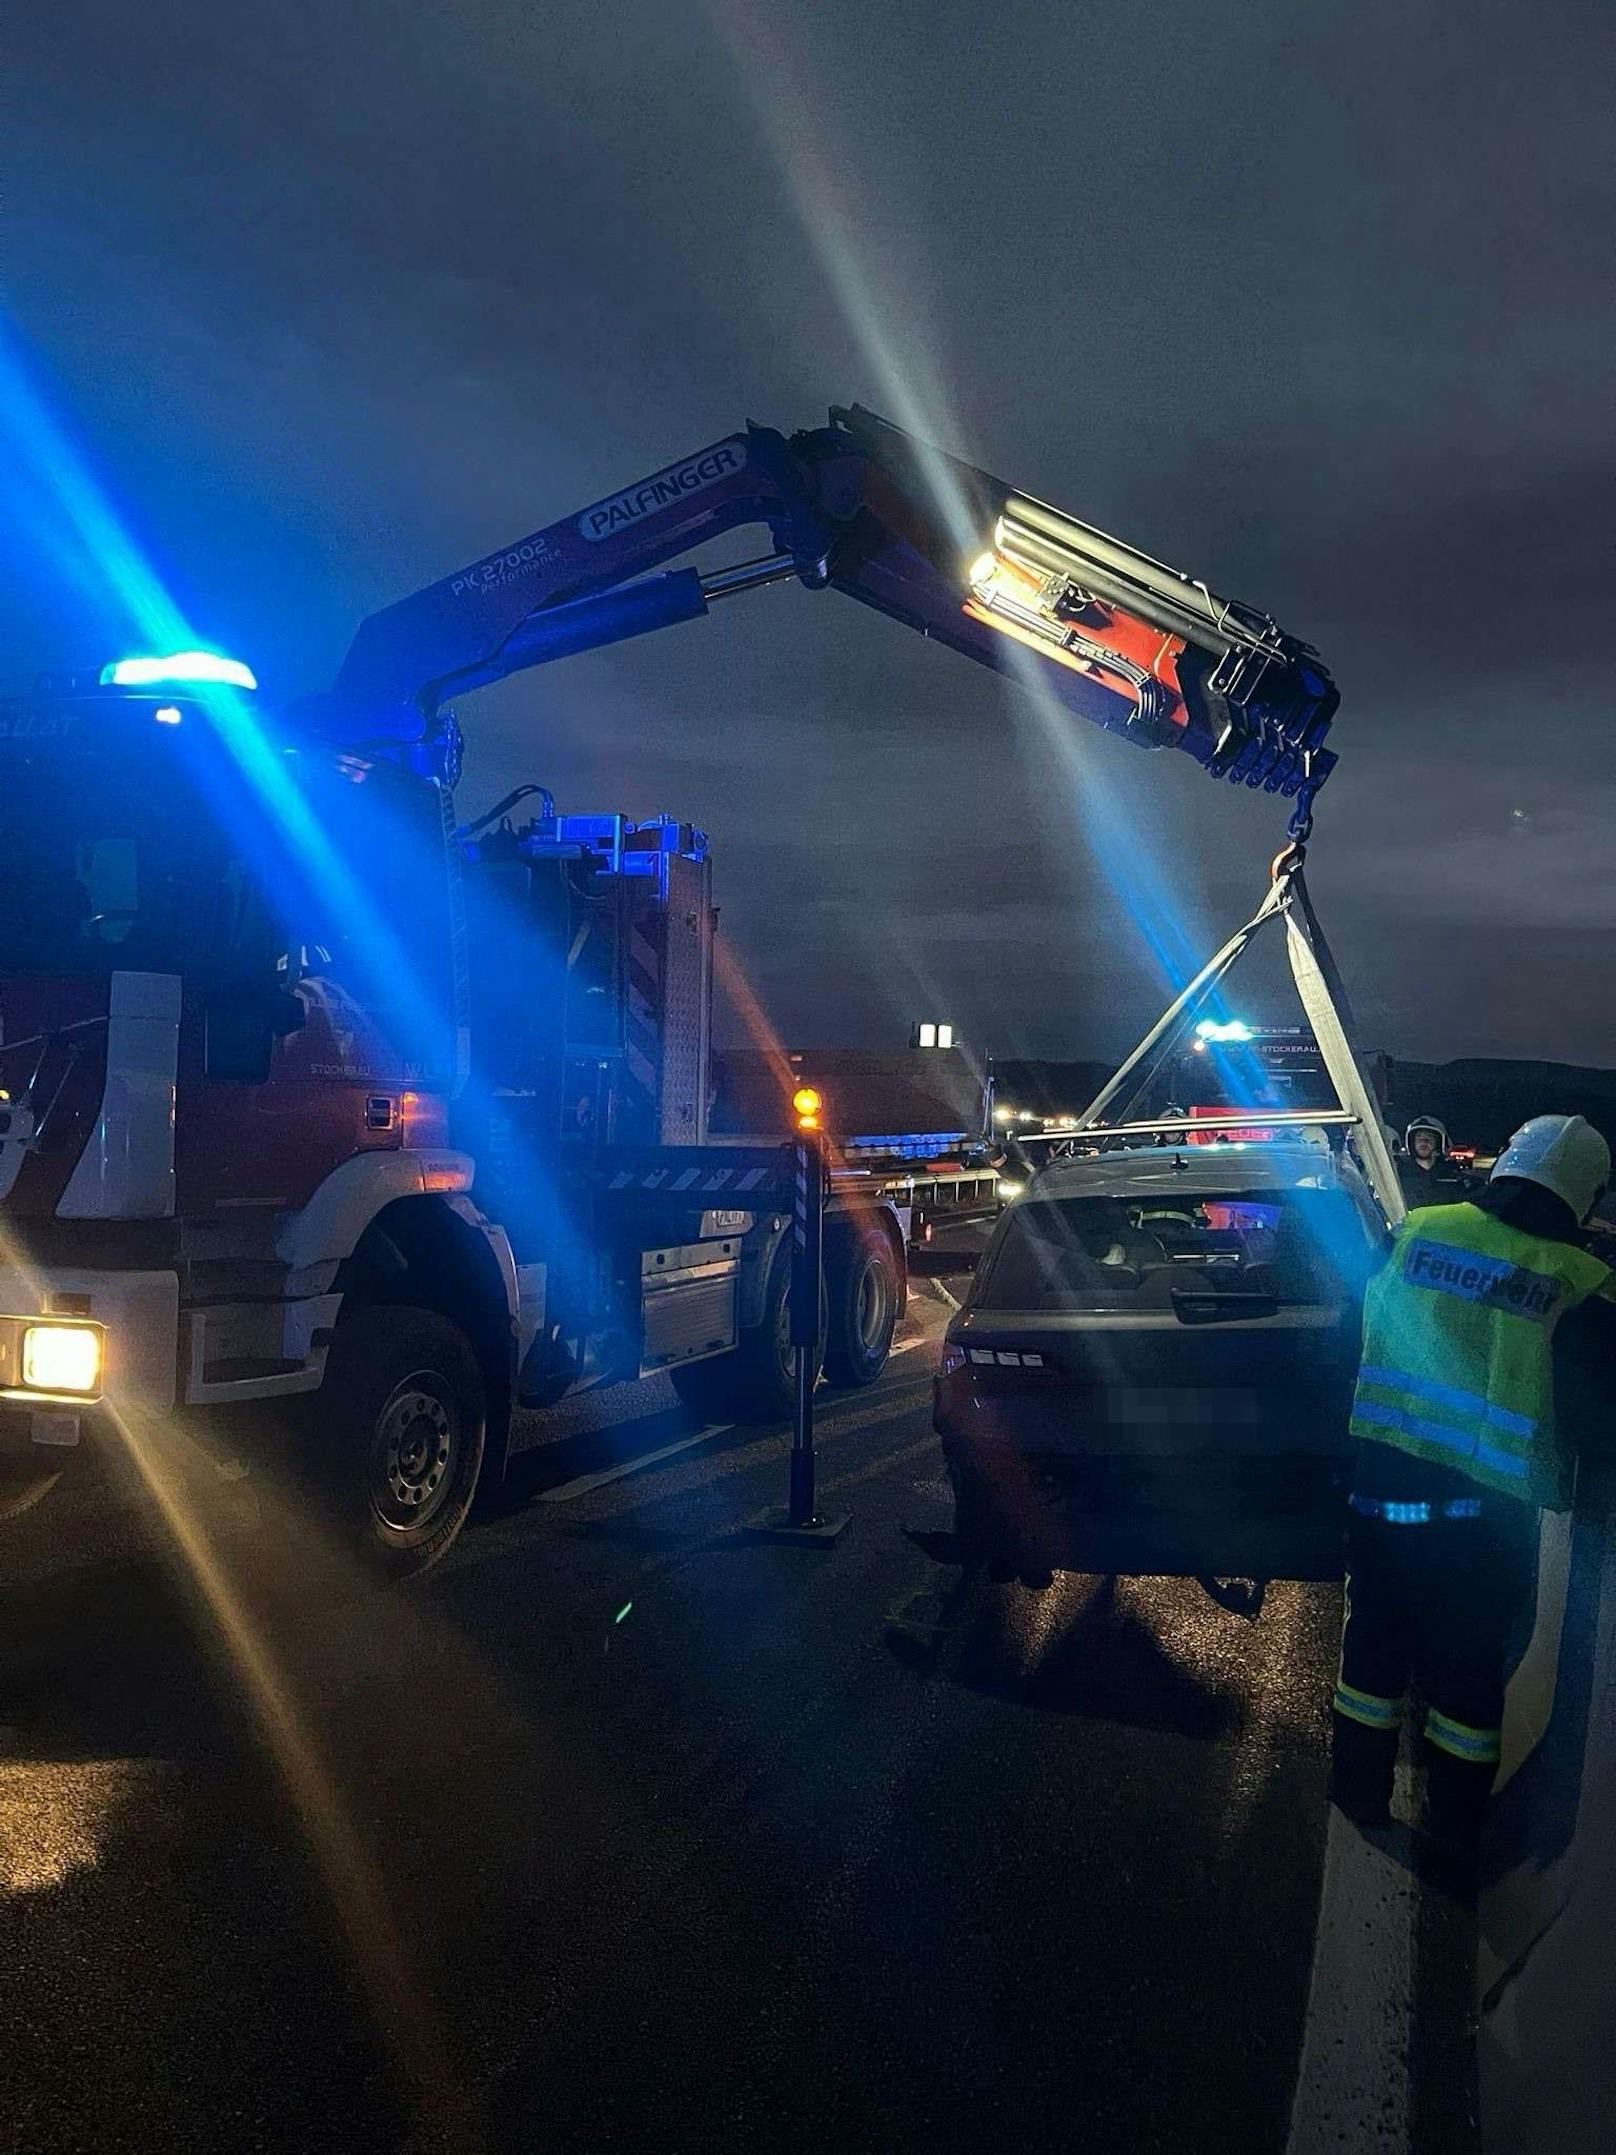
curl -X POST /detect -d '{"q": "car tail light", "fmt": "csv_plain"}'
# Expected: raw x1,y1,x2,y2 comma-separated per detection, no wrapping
942,1343,1051,1376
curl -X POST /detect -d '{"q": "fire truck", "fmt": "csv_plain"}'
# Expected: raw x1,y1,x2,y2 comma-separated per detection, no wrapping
0,404,1338,1574
1165,1020,1391,1141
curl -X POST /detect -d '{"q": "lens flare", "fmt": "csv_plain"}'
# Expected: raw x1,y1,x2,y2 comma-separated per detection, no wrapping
0,335,465,2133
696,8,1254,1080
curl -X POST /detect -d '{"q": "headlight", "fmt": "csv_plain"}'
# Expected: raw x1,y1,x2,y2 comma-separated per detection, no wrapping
997,1178,1025,1200
21,1323,104,1396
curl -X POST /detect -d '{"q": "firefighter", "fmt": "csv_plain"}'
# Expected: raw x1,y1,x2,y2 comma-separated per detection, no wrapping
1331,1115,1616,1859
1399,1114,1466,1204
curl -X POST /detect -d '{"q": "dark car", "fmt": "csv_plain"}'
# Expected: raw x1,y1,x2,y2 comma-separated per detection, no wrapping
933,1139,1390,1584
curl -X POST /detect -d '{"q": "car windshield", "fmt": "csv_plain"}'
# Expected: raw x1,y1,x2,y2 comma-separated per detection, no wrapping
974,1186,1375,1312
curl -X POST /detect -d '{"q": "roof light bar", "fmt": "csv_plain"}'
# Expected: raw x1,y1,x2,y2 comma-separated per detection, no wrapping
101,650,258,691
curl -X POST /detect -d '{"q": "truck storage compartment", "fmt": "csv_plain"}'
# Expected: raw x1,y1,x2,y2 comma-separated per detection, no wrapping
639,1239,739,1375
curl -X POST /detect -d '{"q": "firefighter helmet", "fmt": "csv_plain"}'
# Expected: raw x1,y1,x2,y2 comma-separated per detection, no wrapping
1491,1115,1611,1223
1405,1115,1449,1157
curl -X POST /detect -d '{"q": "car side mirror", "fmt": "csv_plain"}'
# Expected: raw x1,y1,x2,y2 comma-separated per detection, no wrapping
205,985,306,1083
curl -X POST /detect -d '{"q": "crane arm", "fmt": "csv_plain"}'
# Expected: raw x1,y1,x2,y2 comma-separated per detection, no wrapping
322,405,1337,804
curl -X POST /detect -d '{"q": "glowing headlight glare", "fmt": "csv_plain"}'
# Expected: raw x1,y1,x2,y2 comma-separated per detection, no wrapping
21,1323,103,1395
997,1179,1025,1200
967,551,997,587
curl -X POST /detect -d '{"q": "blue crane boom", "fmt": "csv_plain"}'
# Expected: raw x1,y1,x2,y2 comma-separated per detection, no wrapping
322,404,1338,809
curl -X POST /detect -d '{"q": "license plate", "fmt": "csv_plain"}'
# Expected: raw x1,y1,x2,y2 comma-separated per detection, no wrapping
30,1410,81,1448
1104,1387,1262,1426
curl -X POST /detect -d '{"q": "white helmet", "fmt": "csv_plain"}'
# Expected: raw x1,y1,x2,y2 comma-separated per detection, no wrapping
1405,1115,1449,1155
1491,1115,1611,1222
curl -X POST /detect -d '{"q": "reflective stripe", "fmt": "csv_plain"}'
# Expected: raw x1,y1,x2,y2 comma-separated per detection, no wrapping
1426,1709,1501,1765
1333,1680,1403,1731
1351,1399,1531,1479
1474,1437,1533,1482
1358,1363,1536,1440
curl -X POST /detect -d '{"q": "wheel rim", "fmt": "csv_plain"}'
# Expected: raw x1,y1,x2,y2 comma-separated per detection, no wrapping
368,1375,459,1534
855,1259,891,1353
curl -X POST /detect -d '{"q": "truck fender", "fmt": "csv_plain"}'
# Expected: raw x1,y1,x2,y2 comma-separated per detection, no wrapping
276,1151,475,1281
736,1214,790,1331
440,1195,521,1334
334,1192,520,1494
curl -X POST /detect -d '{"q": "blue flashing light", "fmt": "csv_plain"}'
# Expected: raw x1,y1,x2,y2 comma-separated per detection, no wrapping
1195,1018,1253,1043
153,705,184,725
102,650,258,692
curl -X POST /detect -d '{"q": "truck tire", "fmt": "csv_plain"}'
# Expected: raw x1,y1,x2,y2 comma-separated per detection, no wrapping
672,1242,824,1425
668,1353,743,1421
309,1305,486,1581
823,1233,899,1387
0,1457,62,1525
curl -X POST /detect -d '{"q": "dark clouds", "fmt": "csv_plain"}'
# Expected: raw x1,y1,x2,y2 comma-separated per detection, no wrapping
4,0,1612,1064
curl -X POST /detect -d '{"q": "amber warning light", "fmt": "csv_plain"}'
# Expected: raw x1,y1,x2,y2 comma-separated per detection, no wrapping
792,1087,823,1132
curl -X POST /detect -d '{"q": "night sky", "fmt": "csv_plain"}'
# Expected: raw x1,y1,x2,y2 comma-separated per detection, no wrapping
6,2,1611,1066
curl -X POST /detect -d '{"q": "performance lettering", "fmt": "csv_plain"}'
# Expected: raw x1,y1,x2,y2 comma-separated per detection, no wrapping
450,534,560,600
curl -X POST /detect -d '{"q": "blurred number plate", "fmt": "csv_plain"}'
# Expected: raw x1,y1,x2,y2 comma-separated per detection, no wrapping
1105,1388,1262,1425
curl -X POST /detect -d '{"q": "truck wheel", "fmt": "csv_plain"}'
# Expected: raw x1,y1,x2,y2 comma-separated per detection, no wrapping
823,1234,899,1387
737,1239,827,1422
311,1305,485,1581
680,1242,824,1425
0,1458,62,1525
668,1353,741,1421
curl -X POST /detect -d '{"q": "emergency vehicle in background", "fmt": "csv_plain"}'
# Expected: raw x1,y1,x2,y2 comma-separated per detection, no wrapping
711,1044,1002,1248
1165,1020,1391,1142
0,404,1338,1574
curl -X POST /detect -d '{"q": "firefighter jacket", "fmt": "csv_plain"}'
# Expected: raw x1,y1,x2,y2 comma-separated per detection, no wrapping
1350,1203,1612,1508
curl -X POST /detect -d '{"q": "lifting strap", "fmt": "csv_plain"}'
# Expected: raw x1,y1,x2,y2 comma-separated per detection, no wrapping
1073,833,1406,1229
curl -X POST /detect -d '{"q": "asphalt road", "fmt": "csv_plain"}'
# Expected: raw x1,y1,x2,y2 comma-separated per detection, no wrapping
0,1276,1476,2154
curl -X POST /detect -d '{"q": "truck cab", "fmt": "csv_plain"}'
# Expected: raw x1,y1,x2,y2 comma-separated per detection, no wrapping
0,655,909,1570
0,654,508,1563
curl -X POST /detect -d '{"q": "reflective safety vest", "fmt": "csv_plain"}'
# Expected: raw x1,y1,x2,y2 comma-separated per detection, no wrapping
1351,1203,1612,1508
